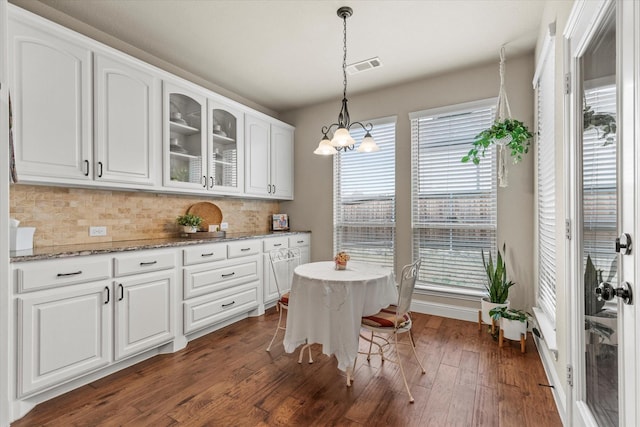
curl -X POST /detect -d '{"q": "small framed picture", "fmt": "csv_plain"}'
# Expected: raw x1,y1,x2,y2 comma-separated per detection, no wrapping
272,214,289,231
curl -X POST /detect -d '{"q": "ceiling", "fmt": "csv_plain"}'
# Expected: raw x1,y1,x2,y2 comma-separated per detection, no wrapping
26,0,549,113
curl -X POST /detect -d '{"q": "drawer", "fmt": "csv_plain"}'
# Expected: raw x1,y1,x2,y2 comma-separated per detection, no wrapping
183,243,227,266
183,283,258,334
113,250,176,277
227,240,261,258
263,237,288,252
289,234,310,247
15,256,111,293
183,258,259,299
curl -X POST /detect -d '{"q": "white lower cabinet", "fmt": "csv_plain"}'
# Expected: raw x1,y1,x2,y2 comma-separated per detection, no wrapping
114,271,175,360
17,280,111,397
262,236,289,305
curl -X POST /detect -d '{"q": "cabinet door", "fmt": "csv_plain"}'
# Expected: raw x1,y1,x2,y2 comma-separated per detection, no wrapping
94,53,159,185
114,271,175,361
208,100,244,194
9,16,92,181
244,114,271,196
17,281,111,397
163,81,207,191
270,124,294,199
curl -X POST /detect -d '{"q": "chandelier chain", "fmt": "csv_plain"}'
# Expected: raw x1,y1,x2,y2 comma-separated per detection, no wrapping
342,13,348,99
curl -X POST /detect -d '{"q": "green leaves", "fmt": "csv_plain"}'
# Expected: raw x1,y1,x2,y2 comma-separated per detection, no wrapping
482,244,515,304
461,118,533,165
488,306,530,322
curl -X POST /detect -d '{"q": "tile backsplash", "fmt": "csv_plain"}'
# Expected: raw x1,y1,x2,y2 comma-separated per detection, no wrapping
10,185,280,247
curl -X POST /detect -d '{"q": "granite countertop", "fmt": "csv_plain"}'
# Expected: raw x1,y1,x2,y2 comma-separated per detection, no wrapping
10,230,311,262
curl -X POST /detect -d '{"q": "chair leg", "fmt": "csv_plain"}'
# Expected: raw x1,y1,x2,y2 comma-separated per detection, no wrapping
266,303,285,352
394,333,415,403
408,328,426,375
366,331,374,362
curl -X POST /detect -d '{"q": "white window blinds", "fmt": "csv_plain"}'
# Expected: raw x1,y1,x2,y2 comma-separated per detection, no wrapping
410,100,497,290
535,39,557,323
333,117,396,268
583,83,617,283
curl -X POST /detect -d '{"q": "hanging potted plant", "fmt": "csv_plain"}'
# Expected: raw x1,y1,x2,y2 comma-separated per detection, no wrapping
479,244,515,334
489,306,530,353
176,213,203,233
461,47,533,187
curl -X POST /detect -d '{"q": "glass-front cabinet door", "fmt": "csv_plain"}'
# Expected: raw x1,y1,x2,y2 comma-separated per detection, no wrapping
163,82,206,190
207,99,243,193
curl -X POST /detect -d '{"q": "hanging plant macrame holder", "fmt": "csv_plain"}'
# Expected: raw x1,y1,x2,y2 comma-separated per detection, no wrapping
494,47,511,187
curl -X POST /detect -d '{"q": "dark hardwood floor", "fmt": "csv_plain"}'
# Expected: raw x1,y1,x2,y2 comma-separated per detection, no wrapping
12,310,562,426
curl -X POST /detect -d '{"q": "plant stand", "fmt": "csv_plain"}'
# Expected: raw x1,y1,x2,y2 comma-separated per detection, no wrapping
499,328,526,353
477,309,497,335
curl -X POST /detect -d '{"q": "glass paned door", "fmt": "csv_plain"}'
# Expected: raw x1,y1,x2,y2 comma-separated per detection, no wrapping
579,4,618,426
166,87,206,189
208,102,242,193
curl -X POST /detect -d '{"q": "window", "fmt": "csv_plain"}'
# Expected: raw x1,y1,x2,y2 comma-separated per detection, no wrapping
333,117,396,268
535,33,557,323
410,100,497,291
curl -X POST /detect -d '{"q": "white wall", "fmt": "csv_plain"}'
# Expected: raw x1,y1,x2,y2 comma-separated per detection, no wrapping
281,54,535,313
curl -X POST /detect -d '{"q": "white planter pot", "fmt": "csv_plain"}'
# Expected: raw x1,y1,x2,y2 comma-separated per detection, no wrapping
500,317,527,341
480,297,510,325
182,225,198,233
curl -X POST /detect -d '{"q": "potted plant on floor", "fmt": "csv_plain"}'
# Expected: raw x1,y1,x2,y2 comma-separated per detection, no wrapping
479,244,515,334
176,213,203,233
489,306,530,353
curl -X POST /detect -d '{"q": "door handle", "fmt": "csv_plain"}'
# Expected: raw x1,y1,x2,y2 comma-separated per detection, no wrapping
267,184,272,194
98,161,103,178
104,286,110,304
118,284,124,301
595,281,633,305
84,160,90,176
615,233,632,255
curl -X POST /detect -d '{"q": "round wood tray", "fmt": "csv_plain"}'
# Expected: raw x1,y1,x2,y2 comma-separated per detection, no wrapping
186,202,223,231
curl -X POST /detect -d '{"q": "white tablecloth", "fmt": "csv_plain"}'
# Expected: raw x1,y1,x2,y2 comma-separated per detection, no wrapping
283,261,398,371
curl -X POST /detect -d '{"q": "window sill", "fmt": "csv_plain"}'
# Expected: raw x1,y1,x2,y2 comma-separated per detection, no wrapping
415,283,485,302
532,306,558,359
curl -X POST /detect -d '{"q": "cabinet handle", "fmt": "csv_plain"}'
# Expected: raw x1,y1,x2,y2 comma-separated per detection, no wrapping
240,248,251,252
221,301,235,308
201,252,215,257
118,284,124,301
83,160,89,176
98,161,103,178
221,272,235,278
273,243,282,247
202,175,207,188
210,176,214,188
57,270,82,277
140,261,157,266
272,185,276,194
267,184,272,194
104,286,110,304
297,240,304,244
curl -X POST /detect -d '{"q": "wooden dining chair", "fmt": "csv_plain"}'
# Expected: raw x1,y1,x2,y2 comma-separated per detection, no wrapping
356,258,426,403
265,247,312,363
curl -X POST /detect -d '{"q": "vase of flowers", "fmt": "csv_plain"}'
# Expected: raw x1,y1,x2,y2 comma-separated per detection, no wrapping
334,251,350,270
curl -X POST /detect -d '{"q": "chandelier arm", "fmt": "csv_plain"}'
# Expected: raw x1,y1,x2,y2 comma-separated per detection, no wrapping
322,123,341,136
348,121,374,133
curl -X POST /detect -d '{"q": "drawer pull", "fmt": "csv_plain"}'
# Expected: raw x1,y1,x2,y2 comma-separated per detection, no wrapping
222,301,235,308
57,271,82,277
201,253,215,257
240,248,251,252
221,272,235,278
140,261,158,266
104,286,110,304
273,243,282,247
297,240,304,244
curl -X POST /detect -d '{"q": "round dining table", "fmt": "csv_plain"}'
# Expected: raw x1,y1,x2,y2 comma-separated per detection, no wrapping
283,261,398,379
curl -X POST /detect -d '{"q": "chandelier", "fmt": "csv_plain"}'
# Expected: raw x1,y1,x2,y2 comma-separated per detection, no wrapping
313,6,379,155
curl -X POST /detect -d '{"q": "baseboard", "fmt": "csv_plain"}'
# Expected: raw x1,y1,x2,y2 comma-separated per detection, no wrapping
410,299,479,322
534,334,567,425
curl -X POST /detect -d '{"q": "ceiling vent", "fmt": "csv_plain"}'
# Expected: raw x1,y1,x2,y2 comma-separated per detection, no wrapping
346,57,382,75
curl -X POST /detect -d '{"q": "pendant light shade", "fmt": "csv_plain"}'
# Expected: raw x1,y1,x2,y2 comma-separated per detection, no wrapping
313,6,379,156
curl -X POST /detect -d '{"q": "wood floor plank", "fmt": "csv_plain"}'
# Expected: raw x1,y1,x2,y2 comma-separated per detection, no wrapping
11,312,561,427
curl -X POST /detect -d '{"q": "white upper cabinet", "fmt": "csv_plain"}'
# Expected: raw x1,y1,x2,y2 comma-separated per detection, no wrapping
8,13,92,181
245,114,294,200
163,81,207,190
94,53,160,186
207,99,244,194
